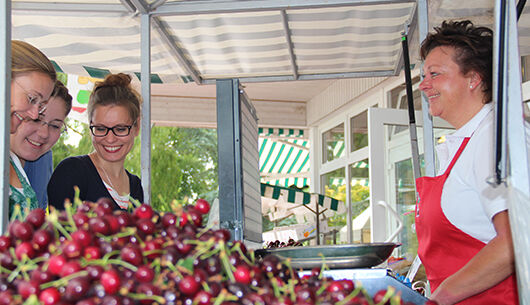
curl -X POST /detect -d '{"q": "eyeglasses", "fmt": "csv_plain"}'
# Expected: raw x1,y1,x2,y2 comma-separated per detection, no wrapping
26,117,67,134
14,79,48,114
89,123,135,137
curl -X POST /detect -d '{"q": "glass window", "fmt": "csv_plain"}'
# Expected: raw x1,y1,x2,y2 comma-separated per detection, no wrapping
350,159,370,243
350,111,368,152
322,123,345,163
321,168,346,245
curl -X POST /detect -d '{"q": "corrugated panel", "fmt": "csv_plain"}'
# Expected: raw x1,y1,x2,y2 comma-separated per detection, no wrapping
240,94,262,243
260,183,346,213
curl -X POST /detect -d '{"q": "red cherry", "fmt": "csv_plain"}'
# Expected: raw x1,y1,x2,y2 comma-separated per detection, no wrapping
135,265,155,283
30,268,55,284
73,212,89,227
234,265,251,284
15,241,35,260
62,240,83,259
0,291,13,305
326,281,343,293
60,261,82,277
143,239,163,259
101,269,121,294
373,289,390,304
83,246,102,260
0,235,12,251
179,212,189,227
71,229,93,247
47,255,67,275
39,287,61,305
25,208,46,228
134,204,154,219
32,229,53,251
194,290,212,305
194,199,210,214
178,275,199,296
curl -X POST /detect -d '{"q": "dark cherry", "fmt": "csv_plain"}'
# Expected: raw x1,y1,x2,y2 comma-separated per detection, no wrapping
59,261,82,277
73,212,90,227
25,208,46,228
161,212,177,228
115,210,133,227
121,244,143,266
32,229,53,251
17,280,40,299
214,229,231,242
135,283,161,305
64,276,91,302
136,218,156,235
12,221,34,241
86,265,104,280
30,268,55,284
88,217,110,235
95,197,114,215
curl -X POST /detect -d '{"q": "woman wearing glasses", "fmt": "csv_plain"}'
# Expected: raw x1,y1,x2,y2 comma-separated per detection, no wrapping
10,40,56,133
48,73,143,210
9,81,71,218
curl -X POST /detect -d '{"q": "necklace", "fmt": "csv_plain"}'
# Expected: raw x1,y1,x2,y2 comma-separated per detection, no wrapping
92,154,122,194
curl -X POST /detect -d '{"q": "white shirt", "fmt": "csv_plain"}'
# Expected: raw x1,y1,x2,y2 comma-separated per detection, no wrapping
436,103,508,243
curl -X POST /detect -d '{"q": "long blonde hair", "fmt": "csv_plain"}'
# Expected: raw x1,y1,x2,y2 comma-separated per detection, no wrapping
11,40,56,81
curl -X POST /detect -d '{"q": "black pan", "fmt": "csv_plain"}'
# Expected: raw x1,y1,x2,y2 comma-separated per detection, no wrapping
255,243,399,269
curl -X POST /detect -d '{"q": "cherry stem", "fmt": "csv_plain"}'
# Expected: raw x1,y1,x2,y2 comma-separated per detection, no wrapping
127,292,166,304
336,286,363,305
39,270,89,290
218,241,235,282
73,186,83,208
231,243,252,266
64,202,78,231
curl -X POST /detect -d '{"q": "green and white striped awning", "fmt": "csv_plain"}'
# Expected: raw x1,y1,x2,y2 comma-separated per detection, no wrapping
260,183,345,213
259,128,309,188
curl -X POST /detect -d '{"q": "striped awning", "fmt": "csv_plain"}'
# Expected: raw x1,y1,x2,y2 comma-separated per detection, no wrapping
259,128,309,188
10,0,530,86
260,183,345,213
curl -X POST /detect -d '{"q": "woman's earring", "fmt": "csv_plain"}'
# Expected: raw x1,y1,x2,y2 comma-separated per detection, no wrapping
469,85,473,89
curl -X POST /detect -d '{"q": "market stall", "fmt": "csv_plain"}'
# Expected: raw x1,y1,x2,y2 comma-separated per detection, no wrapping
1,0,529,304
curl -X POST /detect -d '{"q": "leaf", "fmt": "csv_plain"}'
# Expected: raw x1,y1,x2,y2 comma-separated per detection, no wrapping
176,257,195,273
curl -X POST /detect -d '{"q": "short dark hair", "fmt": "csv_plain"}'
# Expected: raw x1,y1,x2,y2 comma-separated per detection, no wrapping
420,20,493,103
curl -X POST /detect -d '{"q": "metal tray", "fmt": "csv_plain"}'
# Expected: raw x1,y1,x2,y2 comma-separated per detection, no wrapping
255,243,399,269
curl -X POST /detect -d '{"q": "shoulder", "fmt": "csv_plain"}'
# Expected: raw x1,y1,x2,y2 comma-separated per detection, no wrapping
126,170,142,185
56,155,91,168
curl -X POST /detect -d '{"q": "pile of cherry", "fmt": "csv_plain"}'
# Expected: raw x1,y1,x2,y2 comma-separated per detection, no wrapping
0,198,434,305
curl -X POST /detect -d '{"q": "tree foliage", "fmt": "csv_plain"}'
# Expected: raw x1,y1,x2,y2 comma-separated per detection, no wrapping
52,120,218,212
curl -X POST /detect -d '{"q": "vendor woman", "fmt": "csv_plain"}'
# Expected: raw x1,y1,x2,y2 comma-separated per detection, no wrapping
415,20,519,305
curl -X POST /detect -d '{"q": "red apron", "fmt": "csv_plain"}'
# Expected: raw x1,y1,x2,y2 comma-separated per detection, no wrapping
415,137,518,305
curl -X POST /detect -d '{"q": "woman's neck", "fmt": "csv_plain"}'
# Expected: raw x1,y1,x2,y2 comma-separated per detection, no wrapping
89,152,124,178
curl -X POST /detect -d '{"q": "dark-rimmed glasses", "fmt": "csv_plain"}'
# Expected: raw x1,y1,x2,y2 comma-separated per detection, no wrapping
89,123,135,137
14,79,48,114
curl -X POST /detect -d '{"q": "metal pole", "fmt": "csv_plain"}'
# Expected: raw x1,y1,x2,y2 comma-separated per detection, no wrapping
140,13,152,204
1,1,11,233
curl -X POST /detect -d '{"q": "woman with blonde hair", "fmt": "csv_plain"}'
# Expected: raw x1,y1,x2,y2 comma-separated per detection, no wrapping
10,40,56,133
48,73,144,210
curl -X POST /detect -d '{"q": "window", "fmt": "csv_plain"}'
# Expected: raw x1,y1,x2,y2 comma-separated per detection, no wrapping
322,123,345,162
350,111,368,152
350,159,370,243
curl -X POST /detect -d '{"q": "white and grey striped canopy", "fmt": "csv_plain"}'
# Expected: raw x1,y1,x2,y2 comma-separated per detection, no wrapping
12,0,529,85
